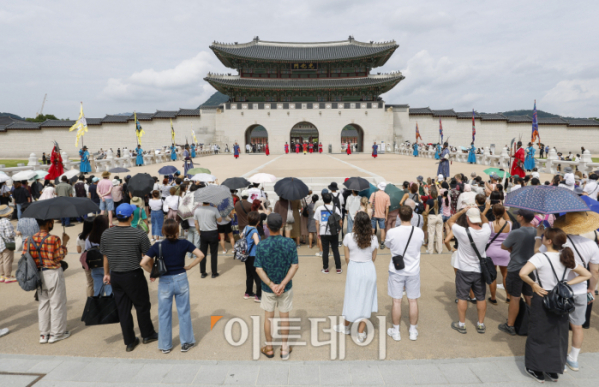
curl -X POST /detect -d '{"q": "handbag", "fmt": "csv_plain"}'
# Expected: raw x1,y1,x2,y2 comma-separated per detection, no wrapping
392,226,414,271
465,227,497,285
135,209,149,233
80,284,120,326
286,201,295,224
150,242,167,278
1,234,15,251
15,235,23,252
301,199,309,218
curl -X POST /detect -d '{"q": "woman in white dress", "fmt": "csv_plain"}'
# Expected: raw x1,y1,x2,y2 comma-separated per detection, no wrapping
334,212,378,342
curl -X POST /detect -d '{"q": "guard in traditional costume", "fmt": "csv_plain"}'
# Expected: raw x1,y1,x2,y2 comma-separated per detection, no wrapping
265,143,270,156
284,142,289,154
412,143,419,157
303,142,308,155
191,145,196,158
183,144,194,177
45,141,64,181
437,142,450,178
434,144,441,160
467,143,477,164
79,145,91,173
233,142,240,159
524,142,536,171
372,142,378,158
295,143,300,153
346,142,352,155
511,141,526,178
318,142,323,153
308,143,313,153
170,145,177,161
136,145,144,166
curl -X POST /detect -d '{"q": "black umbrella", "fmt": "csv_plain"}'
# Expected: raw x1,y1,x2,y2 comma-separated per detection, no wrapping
69,175,79,184
22,197,99,220
109,167,130,173
221,177,251,190
343,177,370,192
274,177,309,201
128,173,154,197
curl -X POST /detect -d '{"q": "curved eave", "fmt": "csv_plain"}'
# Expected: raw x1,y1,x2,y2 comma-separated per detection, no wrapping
210,45,398,69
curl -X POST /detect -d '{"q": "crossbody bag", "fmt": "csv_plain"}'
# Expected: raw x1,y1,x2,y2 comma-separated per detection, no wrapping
466,227,497,285
392,226,414,271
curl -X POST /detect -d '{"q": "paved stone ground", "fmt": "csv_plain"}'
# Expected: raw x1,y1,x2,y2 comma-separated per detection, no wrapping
1,353,598,386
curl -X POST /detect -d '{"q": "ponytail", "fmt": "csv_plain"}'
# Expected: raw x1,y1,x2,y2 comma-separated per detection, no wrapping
559,247,576,269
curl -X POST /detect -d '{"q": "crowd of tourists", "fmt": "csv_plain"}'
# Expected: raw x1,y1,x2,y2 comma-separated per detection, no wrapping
1,155,599,380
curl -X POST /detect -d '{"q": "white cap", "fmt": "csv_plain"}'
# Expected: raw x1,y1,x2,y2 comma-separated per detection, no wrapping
377,182,387,190
437,174,444,181
466,208,482,223
241,189,250,197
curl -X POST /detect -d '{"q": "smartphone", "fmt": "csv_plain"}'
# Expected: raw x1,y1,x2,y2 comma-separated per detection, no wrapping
588,292,595,303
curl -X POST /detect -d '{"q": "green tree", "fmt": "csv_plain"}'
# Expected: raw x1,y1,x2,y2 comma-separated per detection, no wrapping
26,114,60,122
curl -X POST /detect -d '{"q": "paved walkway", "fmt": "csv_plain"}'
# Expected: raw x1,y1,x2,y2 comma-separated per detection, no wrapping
1,353,598,386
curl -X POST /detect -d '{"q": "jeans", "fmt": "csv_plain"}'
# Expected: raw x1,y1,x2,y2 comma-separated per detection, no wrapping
16,203,23,220
187,228,200,257
199,230,219,274
244,256,261,297
61,217,70,227
158,273,194,351
91,267,112,296
346,216,354,234
321,234,341,270
371,217,385,229
151,210,164,237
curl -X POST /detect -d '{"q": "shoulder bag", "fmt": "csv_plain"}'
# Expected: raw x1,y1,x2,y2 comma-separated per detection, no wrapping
150,242,168,278
485,221,508,251
301,199,309,218
0,234,15,251
466,227,497,285
392,226,414,271
537,253,575,316
286,201,295,224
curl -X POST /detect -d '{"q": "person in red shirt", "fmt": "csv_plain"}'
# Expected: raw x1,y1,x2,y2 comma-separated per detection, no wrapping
318,142,323,153
510,141,526,178
295,143,300,153
265,143,270,156
45,143,64,181
347,142,352,156
303,142,308,155
308,143,313,153
284,142,289,154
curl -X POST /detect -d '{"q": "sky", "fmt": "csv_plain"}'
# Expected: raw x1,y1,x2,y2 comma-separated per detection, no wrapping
2,0,598,119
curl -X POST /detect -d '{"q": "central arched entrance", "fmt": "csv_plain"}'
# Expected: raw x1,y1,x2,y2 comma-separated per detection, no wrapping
341,124,364,152
290,122,319,153
245,125,268,153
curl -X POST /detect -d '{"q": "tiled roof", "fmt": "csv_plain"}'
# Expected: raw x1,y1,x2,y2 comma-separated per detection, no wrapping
153,111,178,118
432,109,457,117
538,117,567,125
5,122,41,130
40,120,75,127
0,125,7,132
102,115,130,123
87,118,103,125
211,37,398,65
177,109,201,117
479,113,507,121
507,115,532,123
409,108,433,115
565,118,599,127
456,111,482,119
129,113,153,121
204,73,404,91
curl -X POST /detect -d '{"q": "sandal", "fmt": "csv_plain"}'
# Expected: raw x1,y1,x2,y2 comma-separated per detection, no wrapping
261,346,274,359
280,346,293,359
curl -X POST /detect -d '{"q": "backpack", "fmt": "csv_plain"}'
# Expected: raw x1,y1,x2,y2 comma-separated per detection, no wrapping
537,253,575,316
86,245,104,269
331,193,341,212
74,182,86,198
325,206,342,236
16,235,50,291
233,226,255,262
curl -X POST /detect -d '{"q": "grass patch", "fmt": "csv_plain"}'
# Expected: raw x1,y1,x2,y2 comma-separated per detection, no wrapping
0,160,28,168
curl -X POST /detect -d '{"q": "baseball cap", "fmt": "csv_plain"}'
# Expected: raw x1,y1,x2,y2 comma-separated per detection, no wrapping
516,208,535,222
417,176,424,182
267,213,283,231
240,189,249,198
437,174,444,181
92,177,99,182
377,182,387,190
321,188,329,194
466,208,482,223
116,203,137,218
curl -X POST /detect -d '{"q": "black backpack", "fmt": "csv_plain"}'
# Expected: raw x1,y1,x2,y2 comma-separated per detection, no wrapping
86,246,104,269
537,253,575,316
331,193,341,212
325,206,341,236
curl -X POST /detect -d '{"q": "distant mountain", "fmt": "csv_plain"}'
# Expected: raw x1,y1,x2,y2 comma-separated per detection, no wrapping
199,92,229,108
113,112,133,116
496,110,583,120
0,112,23,120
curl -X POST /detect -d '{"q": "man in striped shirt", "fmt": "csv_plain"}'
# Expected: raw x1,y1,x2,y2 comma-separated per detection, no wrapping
101,203,156,352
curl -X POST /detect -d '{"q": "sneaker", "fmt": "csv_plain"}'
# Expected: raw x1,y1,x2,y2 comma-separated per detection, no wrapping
243,293,254,299
544,372,558,382
357,332,367,343
336,269,343,274
387,328,401,341
0,276,5,283
254,296,261,303
333,324,350,335
525,368,545,383
566,358,579,371
4,276,16,283
498,322,516,336
48,331,70,343
380,243,385,250
315,252,322,257
39,334,49,344
451,322,467,334
321,269,329,274
409,329,418,341
476,323,486,334
161,348,171,354
0,328,8,337
181,343,195,352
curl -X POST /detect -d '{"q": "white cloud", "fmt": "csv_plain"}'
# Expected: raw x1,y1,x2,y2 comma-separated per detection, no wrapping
541,79,599,117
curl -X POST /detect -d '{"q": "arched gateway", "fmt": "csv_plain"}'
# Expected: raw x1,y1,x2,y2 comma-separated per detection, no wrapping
341,124,364,152
290,122,319,152
245,125,268,153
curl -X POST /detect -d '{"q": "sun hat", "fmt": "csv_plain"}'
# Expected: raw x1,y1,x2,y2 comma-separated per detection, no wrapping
240,189,250,198
112,179,120,187
554,211,599,235
466,208,482,223
377,182,387,190
328,182,339,191
0,205,14,218
130,197,143,206
564,166,573,174
101,171,111,178
437,174,444,181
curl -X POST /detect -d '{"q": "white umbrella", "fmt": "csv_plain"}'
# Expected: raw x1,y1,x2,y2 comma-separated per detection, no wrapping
11,170,37,181
248,173,276,184
0,173,10,183
59,170,80,180
191,173,217,182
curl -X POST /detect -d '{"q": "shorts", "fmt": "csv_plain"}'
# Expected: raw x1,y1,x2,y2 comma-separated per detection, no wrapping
283,224,293,232
569,293,588,326
388,272,421,299
455,270,486,301
371,217,385,229
217,222,232,234
261,289,293,313
99,198,114,211
505,271,534,298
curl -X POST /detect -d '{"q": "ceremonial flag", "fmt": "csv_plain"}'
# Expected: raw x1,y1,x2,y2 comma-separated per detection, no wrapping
472,109,476,142
531,100,540,144
170,119,176,144
134,112,145,145
415,123,423,142
439,119,443,143
191,124,197,143
68,102,88,146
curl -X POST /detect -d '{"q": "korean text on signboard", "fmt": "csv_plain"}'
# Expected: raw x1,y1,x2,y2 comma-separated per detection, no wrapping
291,62,318,70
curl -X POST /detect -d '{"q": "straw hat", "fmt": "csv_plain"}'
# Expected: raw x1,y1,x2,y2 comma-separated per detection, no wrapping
130,196,144,206
101,171,111,178
553,211,599,235
0,205,14,218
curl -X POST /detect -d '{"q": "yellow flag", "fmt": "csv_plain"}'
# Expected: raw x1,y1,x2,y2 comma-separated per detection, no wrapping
134,112,145,145
171,119,176,144
191,124,197,143
69,102,88,146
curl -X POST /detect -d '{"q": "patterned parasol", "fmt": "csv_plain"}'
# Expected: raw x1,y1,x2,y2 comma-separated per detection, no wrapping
193,185,234,218
504,185,590,214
